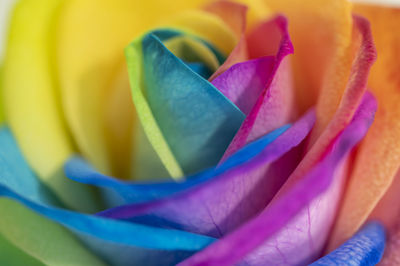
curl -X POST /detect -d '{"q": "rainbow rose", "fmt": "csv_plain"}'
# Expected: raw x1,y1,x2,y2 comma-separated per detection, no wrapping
0,0,399,265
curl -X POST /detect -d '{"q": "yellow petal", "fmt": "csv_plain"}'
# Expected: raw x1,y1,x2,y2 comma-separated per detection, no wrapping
233,0,272,29
56,0,228,180
2,0,98,211
161,10,237,55
164,36,220,71
0,67,4,125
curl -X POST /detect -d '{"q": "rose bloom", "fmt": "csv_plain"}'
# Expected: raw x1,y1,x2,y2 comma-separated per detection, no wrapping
0,0,399,265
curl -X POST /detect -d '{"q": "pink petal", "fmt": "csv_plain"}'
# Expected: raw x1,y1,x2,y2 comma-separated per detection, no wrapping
221,15,296,160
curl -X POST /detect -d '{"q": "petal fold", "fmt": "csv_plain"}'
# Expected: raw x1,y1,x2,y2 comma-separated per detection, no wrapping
2,0,99,211
126,30,245,178
311,222,386,266
220,15,296,159
179,92,377,266
97,110,315,238
65,122,289,207
0,126,215,266
329,5,400,250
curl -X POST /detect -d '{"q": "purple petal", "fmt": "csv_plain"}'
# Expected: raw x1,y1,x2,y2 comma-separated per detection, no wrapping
179,92,377,266
97,110,315,238
220,15,296,160
212,57,275,115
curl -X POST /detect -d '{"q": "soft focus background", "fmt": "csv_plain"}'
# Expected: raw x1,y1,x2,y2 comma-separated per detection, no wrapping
0,0,14,62
0,0,399,62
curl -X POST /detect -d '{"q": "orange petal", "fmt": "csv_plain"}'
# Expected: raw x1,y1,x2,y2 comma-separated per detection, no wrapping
260,0,353,118
274,15,376,201
369,170,400,265
206,1,249,80
329,4,400,251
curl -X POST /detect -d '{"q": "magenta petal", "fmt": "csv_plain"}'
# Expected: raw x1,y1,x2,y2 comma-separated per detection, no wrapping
179,92,377,266
212,57,275,115
98,110,315,238
221,16,296,160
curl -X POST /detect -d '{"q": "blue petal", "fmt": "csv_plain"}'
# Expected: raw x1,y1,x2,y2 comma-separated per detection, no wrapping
150,29,225,65
185,62,213,79
0,127,215,266
140,33,245,175
310,221,386,266
65,125,290,206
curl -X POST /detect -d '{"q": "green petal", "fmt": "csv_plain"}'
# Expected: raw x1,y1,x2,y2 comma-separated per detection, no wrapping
0,231,43,266
0,199,105,265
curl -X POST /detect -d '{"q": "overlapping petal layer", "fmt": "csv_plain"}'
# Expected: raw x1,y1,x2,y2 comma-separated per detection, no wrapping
0,127,215,266
329,5,400,254
206,1,249,80
2,0,98,212
65,124,288,207
311,222,385,266
126,29,245,178
220,15,295,159
179,91,377,266
0,0,390,265
97,110,314,236
0,128,105,265
203,14,374,265
255,0,353,121
57,0,218,180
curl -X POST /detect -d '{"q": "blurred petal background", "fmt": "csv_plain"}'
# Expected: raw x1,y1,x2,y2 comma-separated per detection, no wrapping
0,0,14,62
0,0,398,60
3,0,400,56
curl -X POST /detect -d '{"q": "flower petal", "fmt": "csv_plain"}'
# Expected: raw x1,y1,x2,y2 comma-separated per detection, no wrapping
2,0,99,211
57,0,214,180
310,222,386,266
329,5,400,250
179,91,377,266
0,126,215,266
234,15,375,264
162,9,237,56
220,15,296,159
0,67,4,125
0,198,106,266
362,169,400,265
206,1,249,80
65,123,289,207
0,232,43,266
164,36,222,73
97,110,315,237
212,57,275,115
126,30,245,178
211,13,290,116
257,0,353,114
0,129,104,265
